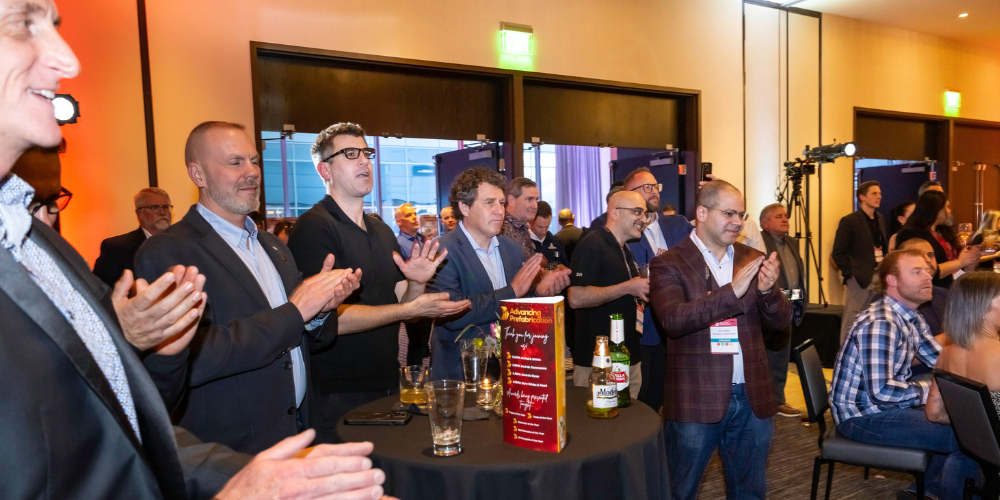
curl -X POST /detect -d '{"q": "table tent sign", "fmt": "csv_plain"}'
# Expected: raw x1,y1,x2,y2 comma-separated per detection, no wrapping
499,297,567,452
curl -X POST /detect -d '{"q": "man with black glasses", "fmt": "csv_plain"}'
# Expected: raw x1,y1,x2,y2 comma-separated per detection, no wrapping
288,122,470,441
568,190,652,397
94,187,173,288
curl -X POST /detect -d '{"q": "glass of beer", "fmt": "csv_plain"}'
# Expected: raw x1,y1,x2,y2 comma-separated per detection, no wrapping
958,223,973,246
426,380,465,456
399,365,430,406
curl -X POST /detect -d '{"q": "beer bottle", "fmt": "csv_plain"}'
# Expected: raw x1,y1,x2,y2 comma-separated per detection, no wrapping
587,335,618,419
609,313,631,407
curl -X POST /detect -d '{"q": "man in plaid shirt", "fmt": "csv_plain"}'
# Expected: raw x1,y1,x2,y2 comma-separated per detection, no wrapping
831,249,977,499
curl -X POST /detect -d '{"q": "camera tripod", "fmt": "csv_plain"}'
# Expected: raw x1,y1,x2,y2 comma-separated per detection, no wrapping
777,160,828,307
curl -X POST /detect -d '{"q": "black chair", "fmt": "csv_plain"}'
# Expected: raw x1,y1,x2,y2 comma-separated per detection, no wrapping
934,369,1000,500
793,339,930,500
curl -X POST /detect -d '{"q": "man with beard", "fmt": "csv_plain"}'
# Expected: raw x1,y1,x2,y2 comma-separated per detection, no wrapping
93,187,173,287
136,121,362,454
622,167,693,411
830,249,976,499
568,190,651,396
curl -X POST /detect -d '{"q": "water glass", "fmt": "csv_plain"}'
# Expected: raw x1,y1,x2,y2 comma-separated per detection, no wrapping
425,380,465,456
399,366,430,406
460,339,488,393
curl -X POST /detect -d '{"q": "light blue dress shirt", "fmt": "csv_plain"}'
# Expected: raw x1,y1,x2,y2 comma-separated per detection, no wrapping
458,221,507,290
196,204,307,407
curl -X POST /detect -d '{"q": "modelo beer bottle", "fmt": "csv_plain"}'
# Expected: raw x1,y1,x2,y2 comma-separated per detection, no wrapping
609,313,631,407
587,335,618,419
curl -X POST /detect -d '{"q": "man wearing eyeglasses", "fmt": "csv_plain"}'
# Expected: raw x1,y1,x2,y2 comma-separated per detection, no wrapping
567,190,652,396
93,187,173,288
649,180,790,500
287,122,470,441
622,167,694,412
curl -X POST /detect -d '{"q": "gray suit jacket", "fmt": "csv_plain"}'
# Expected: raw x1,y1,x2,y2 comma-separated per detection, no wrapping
760,231,805,292
0,219,248,499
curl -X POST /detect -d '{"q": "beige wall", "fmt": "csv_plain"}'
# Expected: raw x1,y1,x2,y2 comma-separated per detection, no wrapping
820,13,1000,304
55,0,1000,279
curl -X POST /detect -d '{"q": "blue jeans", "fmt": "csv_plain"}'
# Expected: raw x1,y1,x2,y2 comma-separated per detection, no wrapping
837,408,980,500
665,384,774,500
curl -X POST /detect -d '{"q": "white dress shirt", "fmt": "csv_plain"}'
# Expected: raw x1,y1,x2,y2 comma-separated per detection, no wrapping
689,230,744,384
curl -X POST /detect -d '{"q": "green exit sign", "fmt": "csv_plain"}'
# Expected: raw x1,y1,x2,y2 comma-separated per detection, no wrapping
945,91,961,108
501,23,533,55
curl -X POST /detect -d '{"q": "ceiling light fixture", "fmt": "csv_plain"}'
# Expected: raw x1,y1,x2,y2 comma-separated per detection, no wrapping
959,13,969,18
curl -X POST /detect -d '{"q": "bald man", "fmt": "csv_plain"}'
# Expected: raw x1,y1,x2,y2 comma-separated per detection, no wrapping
136,121,362,454
555,208,583,260
440,206,457,233
567,191,650,397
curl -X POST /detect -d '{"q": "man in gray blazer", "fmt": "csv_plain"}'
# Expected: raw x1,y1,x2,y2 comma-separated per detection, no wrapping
429,168,571,380
759,203,805,417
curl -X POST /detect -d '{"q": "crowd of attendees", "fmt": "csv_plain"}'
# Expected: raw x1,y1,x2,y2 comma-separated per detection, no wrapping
2,1,998,499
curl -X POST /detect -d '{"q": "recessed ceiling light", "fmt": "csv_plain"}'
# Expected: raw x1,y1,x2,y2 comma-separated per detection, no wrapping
959,13,969,18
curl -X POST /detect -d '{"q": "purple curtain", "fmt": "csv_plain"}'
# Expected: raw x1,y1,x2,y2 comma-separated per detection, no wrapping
555,145,603,227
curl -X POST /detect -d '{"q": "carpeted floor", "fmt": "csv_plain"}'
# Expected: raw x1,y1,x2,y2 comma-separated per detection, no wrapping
695,365,915,499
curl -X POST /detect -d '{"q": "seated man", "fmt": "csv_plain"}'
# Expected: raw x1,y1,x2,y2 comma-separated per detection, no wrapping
830,249,976,500
429,167,570,379
896,237,949,336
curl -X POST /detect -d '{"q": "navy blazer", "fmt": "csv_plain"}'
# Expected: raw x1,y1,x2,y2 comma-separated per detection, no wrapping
0,219,248,499
627,215,695,346
428,226,527,380
92,227,147,288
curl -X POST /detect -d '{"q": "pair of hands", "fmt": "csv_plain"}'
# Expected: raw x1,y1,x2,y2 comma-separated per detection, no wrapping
113,265,207,355
731,251,781,298
511,254,572,298
216,429,399,500
289,254,363,323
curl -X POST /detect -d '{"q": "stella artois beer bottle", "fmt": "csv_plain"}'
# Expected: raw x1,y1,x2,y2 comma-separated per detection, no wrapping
587,335,619,419
609,313,631,407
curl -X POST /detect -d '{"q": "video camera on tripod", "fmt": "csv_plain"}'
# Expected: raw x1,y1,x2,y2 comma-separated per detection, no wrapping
775,141,857,307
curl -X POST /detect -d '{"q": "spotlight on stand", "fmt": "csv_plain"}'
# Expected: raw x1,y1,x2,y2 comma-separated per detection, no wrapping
52,94,80,125
802,142,856,163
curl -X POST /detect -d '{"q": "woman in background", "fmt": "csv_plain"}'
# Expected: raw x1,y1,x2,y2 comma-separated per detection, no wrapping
896,191,980,288
968,210,1000,270
887,201,915,251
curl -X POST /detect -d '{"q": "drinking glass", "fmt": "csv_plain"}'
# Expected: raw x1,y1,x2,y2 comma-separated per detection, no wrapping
637,264,650,279
959,223,973,246
477,376,495,410
425,380,465,456
459,339,488,393
399,365,430,406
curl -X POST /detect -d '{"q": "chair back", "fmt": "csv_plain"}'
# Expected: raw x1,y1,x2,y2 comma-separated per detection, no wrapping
793,339,830,424
934,369,1000,469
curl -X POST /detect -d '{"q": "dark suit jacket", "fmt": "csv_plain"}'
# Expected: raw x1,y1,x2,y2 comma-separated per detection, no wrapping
428,227,527,380
0,219,249,499
555,225,583,260
831,210,888,289
533,231,569,267
649,236,791,423
92,227,147,288
760,231,805,349
135,206,337,455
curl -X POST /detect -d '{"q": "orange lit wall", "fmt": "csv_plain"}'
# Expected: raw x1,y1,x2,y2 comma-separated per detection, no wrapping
57,0,148,266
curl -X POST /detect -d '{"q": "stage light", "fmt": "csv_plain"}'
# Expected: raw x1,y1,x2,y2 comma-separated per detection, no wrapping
945,91,962,108
802,142,856,163
52,94,80,125
501,23,533,55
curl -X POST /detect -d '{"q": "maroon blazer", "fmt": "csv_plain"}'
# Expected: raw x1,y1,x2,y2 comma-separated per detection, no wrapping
649,236,791,423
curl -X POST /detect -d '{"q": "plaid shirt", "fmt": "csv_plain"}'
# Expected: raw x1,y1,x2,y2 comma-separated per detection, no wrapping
830,294,941,424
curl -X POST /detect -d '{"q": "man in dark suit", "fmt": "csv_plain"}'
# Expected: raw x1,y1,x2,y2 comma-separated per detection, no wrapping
623,167,695,412
429,167,571,380
0,5,394,499
136,121,361,454
530,201,569,267
832,180,887,343
93,187,173,288
759,203,805,418
650,180,791,500
555,208,583,260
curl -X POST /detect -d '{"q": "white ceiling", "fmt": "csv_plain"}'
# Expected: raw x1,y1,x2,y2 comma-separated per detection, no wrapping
785,0,1000,50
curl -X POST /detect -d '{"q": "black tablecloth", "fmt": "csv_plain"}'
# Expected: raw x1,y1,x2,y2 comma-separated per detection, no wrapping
790,304,843,368
337,386,669,500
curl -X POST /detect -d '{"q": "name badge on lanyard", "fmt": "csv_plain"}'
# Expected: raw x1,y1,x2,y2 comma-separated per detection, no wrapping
705,264,740,354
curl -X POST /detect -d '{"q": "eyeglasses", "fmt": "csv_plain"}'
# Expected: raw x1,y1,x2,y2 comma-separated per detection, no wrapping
630,183,662,194
30,187,72,216
138,204,173,213
615,207,656,222
711,208,750,221
321,147,376,163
